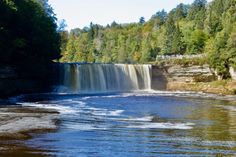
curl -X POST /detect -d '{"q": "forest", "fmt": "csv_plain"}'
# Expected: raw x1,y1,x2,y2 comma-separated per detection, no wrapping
0,0,60,67
60,0,236,78
0,0,61,96
1,0,236,79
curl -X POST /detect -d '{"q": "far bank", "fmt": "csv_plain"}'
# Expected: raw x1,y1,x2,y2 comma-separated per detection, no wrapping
151,56,236,95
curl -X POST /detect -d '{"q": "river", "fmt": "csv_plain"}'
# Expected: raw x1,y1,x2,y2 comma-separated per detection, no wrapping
1,64,236,156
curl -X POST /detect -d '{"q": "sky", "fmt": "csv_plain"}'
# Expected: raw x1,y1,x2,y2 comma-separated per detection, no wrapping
48,0,212,30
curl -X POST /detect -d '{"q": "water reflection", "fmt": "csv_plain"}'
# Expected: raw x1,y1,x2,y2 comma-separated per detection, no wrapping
188,100,236,141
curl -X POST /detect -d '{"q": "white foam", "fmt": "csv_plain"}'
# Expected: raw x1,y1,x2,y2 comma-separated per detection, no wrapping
120,116,154,122
85,107,107,111
66,124,96,131
109,110,124,116
94,91,202,99
91,109,124,116
127,122,195,130
20,102,77,114
96,90,220,100
66,123,107,131
67,100,87,107
81,96,92,100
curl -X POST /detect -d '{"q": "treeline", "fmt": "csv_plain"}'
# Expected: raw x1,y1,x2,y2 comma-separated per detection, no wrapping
0,0,60,66
60,0,236,78
0,0,61,96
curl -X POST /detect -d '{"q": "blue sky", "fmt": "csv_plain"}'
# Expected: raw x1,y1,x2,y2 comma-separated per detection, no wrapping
48,0,212,30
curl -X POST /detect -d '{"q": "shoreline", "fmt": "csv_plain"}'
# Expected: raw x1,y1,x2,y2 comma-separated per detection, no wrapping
148,90,236,102
166,80,236,97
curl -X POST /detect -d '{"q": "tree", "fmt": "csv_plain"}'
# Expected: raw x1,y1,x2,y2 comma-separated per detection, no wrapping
187,30,207,54
59,30,69,56
139,17,145,25
175,3,189,20
88,22,95,40
205,0,224,35
0,0,60,65
151,9,167,26
188,0,207,29
207,30,230,78
57,19,67,32
172,24,185,54
227,25,236,67
111,21,119,27
162,11,176,54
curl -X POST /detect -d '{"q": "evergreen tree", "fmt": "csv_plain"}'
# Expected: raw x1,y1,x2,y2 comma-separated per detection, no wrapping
162,11,176,54
151,9,167,26
139,17,145,25
172,24,185,54
188,0,207,29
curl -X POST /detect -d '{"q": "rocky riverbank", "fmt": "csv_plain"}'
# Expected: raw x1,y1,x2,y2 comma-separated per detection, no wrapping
0,104,59,156
167,80,236,95
0,105,59,139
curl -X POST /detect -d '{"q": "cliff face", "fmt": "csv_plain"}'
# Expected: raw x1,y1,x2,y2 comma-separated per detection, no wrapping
0,65,57,98
151,64,236,95
151,64,216,90
152,65,216,89
165,64,216,83
229,67,236,80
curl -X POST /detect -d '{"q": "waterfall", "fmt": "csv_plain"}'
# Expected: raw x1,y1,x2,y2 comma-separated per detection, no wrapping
58,63,152,93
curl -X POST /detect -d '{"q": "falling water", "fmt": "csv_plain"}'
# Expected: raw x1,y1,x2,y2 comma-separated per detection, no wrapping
58,63,152,93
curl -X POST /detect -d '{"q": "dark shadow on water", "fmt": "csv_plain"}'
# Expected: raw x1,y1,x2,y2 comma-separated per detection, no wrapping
13,92,124,102
0,142,54,157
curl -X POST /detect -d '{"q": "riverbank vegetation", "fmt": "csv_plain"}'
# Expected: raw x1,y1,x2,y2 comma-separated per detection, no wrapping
0,0,61,67
60,0,236,78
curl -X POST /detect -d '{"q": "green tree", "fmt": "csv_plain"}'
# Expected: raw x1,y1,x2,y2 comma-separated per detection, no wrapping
139,17,145,25
0,0,60,65
175,3,189,20
162,11,176,54
151,9,167,26
208,30,230,78
227,24,236,67
187,30,207,54
172,24,185,54
188,0,207,29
